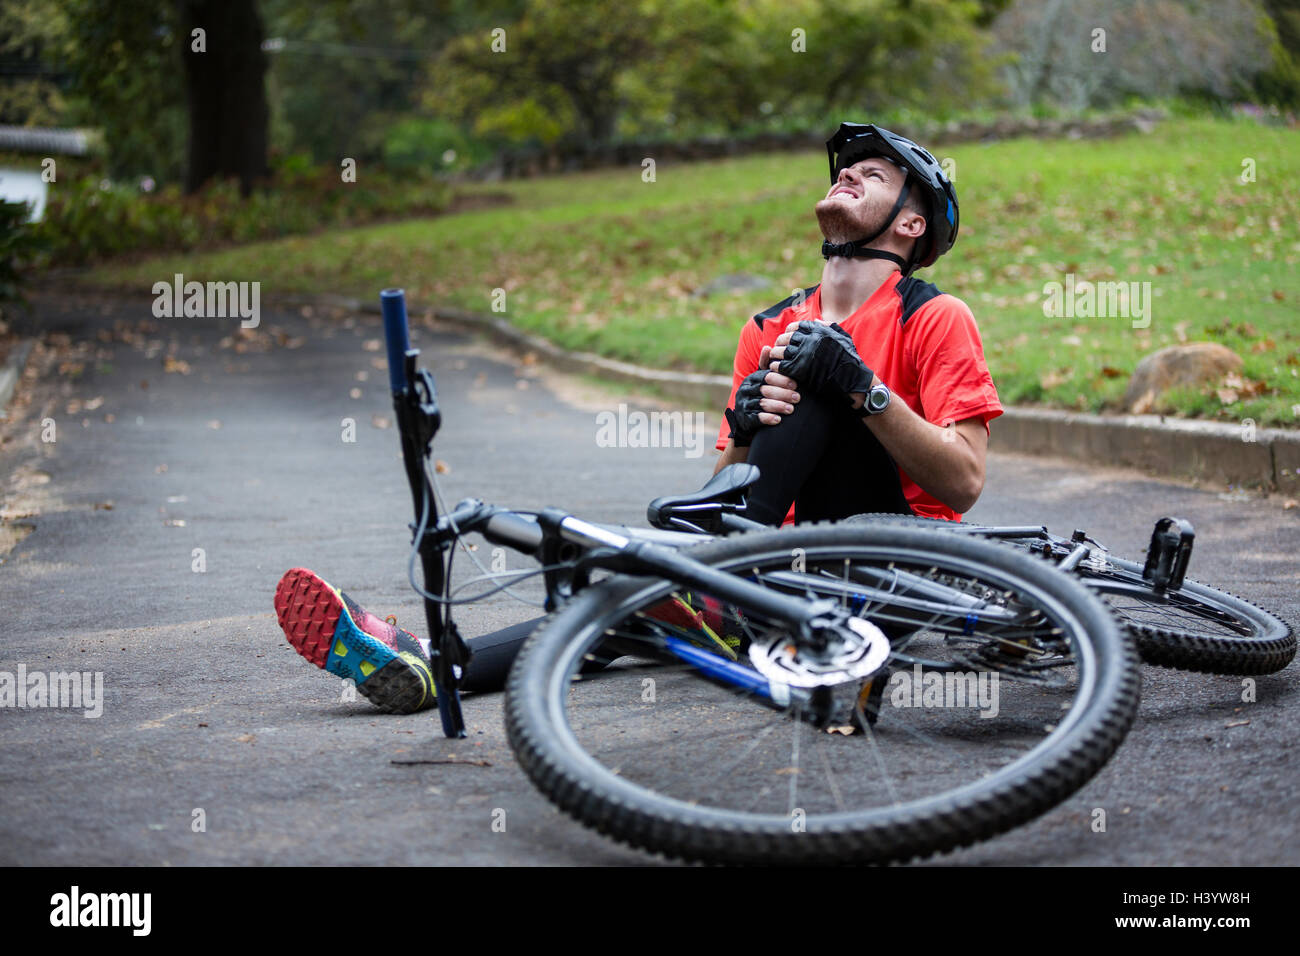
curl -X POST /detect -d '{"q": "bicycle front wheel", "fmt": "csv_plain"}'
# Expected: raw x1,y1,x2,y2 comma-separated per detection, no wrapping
505,524,1139,865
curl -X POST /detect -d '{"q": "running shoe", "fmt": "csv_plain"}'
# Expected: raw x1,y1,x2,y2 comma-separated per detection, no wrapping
274,567,436,714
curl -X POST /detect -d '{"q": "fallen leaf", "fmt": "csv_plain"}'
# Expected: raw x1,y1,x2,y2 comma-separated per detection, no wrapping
84,396,104,411
1039,368,1070,390
1283,499,1297,510
362,339,382,352
434,460,450,474
370,415,391,429
1225,719,1251,728
235,733,256,743
163,356,191,375
1100,366,1125,378
164,519,186,527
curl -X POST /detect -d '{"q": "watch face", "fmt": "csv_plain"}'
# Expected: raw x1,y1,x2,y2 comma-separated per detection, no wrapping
867,385,890,413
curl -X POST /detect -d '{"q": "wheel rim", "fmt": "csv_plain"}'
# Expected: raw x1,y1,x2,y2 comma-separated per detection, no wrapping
536,542,1109,832
1086,576,1259,640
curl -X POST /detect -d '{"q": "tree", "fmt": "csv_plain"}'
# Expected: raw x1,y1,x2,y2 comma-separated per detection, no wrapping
258,0,509,164
430,0,663,145
179,0,270,194
0,0,71,126
991,0,1276,110
60,0,188,182
1257,0,1300,106
427,0,992,147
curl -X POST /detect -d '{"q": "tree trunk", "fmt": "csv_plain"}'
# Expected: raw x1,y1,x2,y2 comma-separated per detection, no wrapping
179,0,269,195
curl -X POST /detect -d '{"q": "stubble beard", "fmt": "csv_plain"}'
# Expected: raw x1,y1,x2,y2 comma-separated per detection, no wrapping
814,194,892,245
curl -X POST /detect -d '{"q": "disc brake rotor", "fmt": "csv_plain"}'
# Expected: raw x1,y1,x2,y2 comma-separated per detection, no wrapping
748,616,890,688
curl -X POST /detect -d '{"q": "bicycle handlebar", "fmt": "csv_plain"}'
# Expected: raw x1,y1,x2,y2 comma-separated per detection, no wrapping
380,287,411,394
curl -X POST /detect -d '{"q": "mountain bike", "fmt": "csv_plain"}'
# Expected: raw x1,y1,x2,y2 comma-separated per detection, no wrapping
379,288,1140,865
837,515,1295,676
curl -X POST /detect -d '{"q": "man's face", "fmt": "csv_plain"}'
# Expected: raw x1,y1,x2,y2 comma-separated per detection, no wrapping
814,156,909,244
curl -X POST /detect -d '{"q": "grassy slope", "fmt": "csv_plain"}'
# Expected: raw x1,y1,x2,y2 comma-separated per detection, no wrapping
85,117,1300,425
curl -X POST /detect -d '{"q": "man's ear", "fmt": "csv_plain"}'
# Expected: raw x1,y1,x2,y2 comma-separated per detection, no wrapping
896,210,927,240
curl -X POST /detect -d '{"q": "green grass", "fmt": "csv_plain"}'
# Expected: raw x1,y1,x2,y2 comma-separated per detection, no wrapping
83,117,1300,426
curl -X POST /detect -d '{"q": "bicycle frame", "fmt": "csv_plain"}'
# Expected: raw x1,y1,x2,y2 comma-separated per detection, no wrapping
379,289,894,739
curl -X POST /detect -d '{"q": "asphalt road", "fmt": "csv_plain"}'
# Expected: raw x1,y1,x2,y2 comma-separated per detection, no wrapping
1,291,1296,866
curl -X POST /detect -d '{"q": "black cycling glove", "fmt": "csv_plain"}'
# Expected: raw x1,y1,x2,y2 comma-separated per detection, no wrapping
777,321,874,405
724,368,772,447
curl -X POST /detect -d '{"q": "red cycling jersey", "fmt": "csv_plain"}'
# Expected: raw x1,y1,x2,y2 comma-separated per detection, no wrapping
716,271,1003,521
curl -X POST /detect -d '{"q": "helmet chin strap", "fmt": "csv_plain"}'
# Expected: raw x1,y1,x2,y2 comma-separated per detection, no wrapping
821,179,913,271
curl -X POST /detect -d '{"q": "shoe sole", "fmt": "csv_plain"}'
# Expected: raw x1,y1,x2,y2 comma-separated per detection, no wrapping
274,568,433,714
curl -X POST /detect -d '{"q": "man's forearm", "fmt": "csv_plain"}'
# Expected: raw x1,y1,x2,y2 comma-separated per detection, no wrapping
857,389,985,513
713,439,748,475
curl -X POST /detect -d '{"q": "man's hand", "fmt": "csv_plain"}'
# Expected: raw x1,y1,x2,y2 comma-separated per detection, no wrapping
725,345,801,446
770,320,874,407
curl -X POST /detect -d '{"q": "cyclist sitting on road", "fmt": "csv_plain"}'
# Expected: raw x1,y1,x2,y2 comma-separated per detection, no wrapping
273,122,1002,714
714,122,1001,526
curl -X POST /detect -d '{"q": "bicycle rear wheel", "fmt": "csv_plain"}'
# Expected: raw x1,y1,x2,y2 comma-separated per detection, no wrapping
845,514,1295,675
1076,557,1294,675
505,524,1139,865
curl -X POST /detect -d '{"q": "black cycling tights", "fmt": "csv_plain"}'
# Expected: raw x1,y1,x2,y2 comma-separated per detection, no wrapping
453,391,912,696
741,388,913,525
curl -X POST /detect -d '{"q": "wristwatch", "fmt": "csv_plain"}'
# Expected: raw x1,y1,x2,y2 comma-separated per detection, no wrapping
860,382,891,417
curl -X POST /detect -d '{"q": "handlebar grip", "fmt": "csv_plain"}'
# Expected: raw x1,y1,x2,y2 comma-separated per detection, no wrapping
483,512,544,553
380,288,411,394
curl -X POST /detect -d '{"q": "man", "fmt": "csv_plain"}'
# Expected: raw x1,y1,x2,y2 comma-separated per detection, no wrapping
273,122,1001,714
715,122,1001,526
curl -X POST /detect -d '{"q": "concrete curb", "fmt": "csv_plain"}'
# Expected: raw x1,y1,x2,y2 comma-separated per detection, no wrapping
258,292,1300,493
990,406,1300,493
0,339,34,418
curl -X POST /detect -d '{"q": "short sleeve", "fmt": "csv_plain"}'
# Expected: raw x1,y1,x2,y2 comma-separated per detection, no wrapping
715,318,765,451
906,296,1003,432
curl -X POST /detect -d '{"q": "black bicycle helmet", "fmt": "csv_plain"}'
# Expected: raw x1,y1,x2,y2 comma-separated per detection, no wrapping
822,122,959,273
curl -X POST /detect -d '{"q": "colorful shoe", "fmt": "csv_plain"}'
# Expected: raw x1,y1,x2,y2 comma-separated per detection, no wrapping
274,568,436,714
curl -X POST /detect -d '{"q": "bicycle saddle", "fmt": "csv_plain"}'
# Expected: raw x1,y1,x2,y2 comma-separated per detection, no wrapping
646,463,761,530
